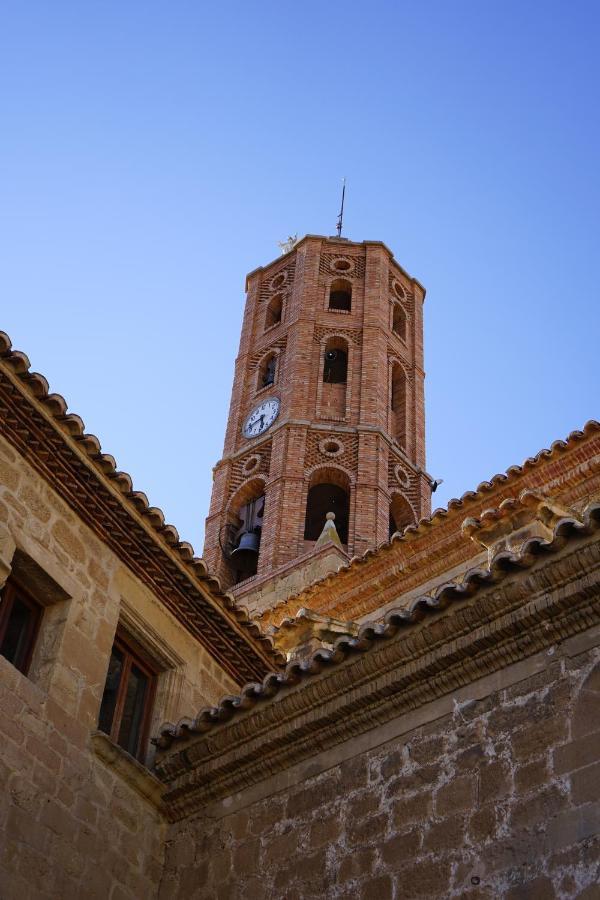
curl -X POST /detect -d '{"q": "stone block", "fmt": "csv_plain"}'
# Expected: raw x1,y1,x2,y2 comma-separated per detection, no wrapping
435,775,476,817
468,805,497,844
346,788,380,819
505,875,556,899
386,764,440,798
337,847,375,883
510,717,568,762
571,761,600,806
232,837,260,875
361,874,393,899
392,789,433,827
408,735,445,766
554,731,600,775
423,813,466,854
509,785,568,831
346,812,388,848
381,827,422,867
309,814,342,848
394,859,451,898
479,760,512,804
262,827,297,864
286,774,338,818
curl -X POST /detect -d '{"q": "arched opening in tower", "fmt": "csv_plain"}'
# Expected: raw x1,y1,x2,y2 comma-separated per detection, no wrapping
390,363,407,449
392,303,407,341
321,338,348,419
303,469,350,545
265,293,283,329
258,353,277,389
328,279,352,312
223,480,266,584
389,493,415,540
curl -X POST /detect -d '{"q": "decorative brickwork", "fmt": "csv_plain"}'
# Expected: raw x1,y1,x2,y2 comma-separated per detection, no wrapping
204,236,430,594
258,259,296,302
319,251,366,280
228,441,273,496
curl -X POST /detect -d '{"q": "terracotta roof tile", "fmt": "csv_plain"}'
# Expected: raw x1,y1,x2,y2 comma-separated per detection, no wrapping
255,419,600,622
0,330,285,677
154,498,600,749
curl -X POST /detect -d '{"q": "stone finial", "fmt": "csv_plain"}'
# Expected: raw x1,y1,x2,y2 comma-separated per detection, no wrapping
316,512,342,549
270,608,360,660
461,490,576,563
277,234,299,255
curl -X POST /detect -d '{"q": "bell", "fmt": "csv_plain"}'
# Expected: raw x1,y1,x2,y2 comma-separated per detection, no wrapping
231,530,260,568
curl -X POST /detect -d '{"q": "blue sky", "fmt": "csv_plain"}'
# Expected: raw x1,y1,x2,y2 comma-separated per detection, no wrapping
1,2,598,552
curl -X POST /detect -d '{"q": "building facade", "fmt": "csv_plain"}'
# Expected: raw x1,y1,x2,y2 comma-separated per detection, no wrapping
1,235,600,899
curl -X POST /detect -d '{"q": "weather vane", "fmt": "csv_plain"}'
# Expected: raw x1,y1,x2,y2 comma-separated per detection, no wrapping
336,177,346,237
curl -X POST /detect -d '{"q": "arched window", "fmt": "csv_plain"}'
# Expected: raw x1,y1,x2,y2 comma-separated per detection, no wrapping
304,469,350,544
258,353,277,390
328,279,352,312
224,479,266,583
392,303,407,341
265,293,283,330
320,337,348,419
389,494,415,539
391,363,407,448
323,345,347,384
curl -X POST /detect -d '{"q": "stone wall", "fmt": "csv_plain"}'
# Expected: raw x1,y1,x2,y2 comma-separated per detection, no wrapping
160,638,600,899
0,430,237,898
0,654,165,899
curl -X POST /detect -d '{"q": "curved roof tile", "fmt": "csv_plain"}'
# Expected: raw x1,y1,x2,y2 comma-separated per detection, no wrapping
0,330,285,674
154,500,600,749
255,419,600,621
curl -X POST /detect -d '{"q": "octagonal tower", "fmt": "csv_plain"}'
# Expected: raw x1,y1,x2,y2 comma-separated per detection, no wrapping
203,235,430,590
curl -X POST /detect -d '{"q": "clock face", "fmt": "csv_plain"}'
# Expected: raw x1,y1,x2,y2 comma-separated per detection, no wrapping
242,397,280,439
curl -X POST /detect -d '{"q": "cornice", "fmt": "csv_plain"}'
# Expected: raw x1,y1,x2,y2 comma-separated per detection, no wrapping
0,331,284,683
154,504,600,818
245,235,424,294
259,420,600,623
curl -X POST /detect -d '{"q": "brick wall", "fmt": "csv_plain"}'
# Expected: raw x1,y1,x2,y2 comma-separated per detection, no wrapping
160,641,600,899
204,236,430,588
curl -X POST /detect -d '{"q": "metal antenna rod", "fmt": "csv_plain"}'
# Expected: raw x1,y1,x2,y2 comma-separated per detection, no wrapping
336,177,346,237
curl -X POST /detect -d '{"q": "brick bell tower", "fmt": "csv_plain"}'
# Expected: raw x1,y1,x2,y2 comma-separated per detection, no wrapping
203,234,430,589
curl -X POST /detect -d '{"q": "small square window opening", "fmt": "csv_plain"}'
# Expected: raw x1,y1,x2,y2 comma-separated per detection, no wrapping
0,578,43,675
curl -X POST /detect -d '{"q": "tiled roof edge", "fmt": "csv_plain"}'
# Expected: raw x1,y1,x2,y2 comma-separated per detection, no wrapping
256,418,600,620
0,330,285,671
154,500,600,749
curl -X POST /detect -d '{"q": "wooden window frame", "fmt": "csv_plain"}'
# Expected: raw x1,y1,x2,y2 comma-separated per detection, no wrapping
101,628,158,762
0,577,43,676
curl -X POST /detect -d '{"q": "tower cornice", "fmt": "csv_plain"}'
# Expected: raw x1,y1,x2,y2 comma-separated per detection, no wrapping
245,234,426,297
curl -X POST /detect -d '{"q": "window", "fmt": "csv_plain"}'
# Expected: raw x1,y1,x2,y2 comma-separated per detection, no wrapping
265,293,283,329
229,493,264,583
0,578,42,675
259,353,277,389
304,469,350,544
392,303,407,341
328,279,352,311
98,632,157,762
323,347,347,384
389,494,416,539
391,363,407,447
